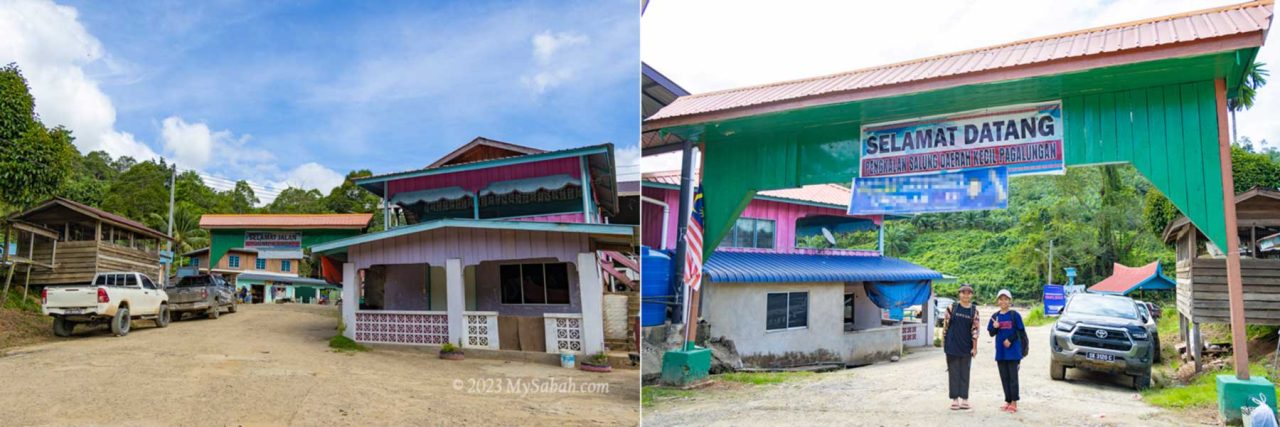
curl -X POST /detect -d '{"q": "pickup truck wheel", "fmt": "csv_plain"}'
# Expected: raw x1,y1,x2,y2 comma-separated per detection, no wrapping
1152,336,1162,363
1133,372,1152,390
155,305,170,328
171,311,183,322
207,305,220,319
228,301,238,313
52,317,75,337
110,307,131,337
1050,360,1066,381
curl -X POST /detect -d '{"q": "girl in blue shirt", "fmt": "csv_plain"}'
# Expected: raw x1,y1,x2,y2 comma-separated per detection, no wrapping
987,289,1025,413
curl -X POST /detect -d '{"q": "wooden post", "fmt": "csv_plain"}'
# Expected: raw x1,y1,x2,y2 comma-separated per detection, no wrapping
21,264,31,302
1215,78,1250,380
1193,321,1204,372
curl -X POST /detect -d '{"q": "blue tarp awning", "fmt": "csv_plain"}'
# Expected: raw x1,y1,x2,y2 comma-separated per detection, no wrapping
704,251,943,284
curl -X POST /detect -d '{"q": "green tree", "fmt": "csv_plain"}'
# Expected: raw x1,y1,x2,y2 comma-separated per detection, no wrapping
226,181,259,213
1229,61,1269,145
0,64,79,212
324,170,380,213
102,160,172,228
266,187,326,213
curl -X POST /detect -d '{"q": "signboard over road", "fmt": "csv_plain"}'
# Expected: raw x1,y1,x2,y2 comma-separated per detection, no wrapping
848,167,1009,215
860,102,1064,177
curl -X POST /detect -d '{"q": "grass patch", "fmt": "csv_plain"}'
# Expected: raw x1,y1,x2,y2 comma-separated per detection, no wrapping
1024,306,1054,327
329,334,368,352
716,371,815,385
1143,363,1272,409
642,386,695,408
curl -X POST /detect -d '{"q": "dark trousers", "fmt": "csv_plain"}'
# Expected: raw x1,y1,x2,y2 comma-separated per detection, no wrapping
946,355,972,399
997,360,1020,402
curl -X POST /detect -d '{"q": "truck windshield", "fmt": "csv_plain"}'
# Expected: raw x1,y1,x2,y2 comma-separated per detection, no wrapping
175,276,211,287
1068,295,1138,319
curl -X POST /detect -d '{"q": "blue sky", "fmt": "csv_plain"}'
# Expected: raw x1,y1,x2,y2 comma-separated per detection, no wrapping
0,0,639,202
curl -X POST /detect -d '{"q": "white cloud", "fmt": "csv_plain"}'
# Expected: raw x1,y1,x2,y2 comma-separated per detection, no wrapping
642,0,1280,155
615,143,641,181
0,0,158,160
272,162,345,193
523,30,590,93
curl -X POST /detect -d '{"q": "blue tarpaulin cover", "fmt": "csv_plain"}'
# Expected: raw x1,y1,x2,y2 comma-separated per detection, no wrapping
865,280,933,310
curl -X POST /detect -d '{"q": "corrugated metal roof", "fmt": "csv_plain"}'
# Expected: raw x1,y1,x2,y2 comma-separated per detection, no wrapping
199,214,373,229
647,0,1274,125
705,251,941,283
8,197,172,241
643,170,851,207
1088,262,1176,295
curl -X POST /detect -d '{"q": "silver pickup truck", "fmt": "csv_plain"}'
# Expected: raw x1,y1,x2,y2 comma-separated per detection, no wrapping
167,273,237,320
1049,293,1156,389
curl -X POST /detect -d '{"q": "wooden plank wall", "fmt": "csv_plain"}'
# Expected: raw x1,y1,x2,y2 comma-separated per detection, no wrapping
99,243,163,280
27,241,97,285
1184,257,1280,325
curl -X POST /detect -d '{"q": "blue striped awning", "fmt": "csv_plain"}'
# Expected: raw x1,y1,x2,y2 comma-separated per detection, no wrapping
704,251,943,283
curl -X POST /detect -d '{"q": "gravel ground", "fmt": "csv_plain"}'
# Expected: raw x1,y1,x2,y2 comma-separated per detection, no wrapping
0,304,639,426
644,307,1189,427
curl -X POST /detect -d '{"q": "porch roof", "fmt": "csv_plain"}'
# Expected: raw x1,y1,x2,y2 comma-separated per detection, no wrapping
1087,261,1177,295
236,273,333,286
308,218,636,256
704,251,942,283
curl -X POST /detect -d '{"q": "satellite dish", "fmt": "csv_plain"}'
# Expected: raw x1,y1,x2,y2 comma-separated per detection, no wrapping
821,227,837,247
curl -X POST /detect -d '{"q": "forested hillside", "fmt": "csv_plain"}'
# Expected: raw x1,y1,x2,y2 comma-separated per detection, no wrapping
0,64,385,269
889,146,1280,300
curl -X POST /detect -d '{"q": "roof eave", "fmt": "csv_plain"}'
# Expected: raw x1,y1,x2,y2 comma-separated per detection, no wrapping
643,31,1267,137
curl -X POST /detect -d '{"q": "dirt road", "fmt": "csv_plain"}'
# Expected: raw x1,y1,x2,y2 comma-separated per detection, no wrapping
0,304,639,426
645,308,1183,426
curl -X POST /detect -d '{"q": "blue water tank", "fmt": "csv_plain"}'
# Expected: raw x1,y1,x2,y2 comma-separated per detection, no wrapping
640,246,674,327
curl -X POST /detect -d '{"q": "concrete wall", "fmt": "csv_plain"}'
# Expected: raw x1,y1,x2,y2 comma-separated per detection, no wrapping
844,282,884,330
473,258,581,316
703,281,901,368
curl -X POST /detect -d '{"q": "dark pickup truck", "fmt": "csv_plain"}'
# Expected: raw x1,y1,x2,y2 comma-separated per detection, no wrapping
166,274,237,320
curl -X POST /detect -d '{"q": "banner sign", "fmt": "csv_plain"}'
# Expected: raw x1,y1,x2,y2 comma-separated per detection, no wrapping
1043,284,1066,316
848,167,1009,215
860,101,1064,177
244,231,302,250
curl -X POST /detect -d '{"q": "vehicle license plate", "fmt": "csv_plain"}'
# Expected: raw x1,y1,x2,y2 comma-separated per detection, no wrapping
1085,352,1114,362
63,308,84,314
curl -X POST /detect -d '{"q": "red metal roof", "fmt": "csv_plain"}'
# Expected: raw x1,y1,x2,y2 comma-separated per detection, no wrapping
643,170,851,207
1087,261,1172,295
199,214,373,230
646,0,1274,127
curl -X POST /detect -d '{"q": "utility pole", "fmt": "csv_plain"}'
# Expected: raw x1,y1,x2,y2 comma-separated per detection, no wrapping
165,164,176,286
1048,239,1054,285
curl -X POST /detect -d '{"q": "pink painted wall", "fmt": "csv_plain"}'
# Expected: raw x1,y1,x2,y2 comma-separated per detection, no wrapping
348,227,590,269
347,226,592,315
641,186,879,255
386,157,581,195
510,212,586,223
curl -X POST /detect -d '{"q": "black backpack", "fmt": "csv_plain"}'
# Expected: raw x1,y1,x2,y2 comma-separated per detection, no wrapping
1016,311,1030,358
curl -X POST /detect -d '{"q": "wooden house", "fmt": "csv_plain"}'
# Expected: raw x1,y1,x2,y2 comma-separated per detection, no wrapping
5,197,172,286
1163,187,1280,368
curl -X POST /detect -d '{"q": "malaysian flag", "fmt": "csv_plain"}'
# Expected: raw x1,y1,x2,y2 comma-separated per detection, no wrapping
683,186,705,292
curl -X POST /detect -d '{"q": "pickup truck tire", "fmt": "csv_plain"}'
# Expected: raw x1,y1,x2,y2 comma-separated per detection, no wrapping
228,302,238,313
1050,360,1066,381
207,305,220,320
52,317,75,337
1133,372,1152,390
1153,336,1162,363
155,305,170,328
110,307,131,337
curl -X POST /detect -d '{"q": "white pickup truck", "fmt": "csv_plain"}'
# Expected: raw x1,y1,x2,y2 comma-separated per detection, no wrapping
41,272,171,337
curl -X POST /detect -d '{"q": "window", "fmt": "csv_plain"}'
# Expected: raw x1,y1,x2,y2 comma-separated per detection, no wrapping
844,293,856,325
124,274,139,288
500,263,571,305
190,258,200,267
766,292,808,331
229,255,241,268
721,218,775,249
256,258,266,270
281,260,292,272
141,276,156,290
